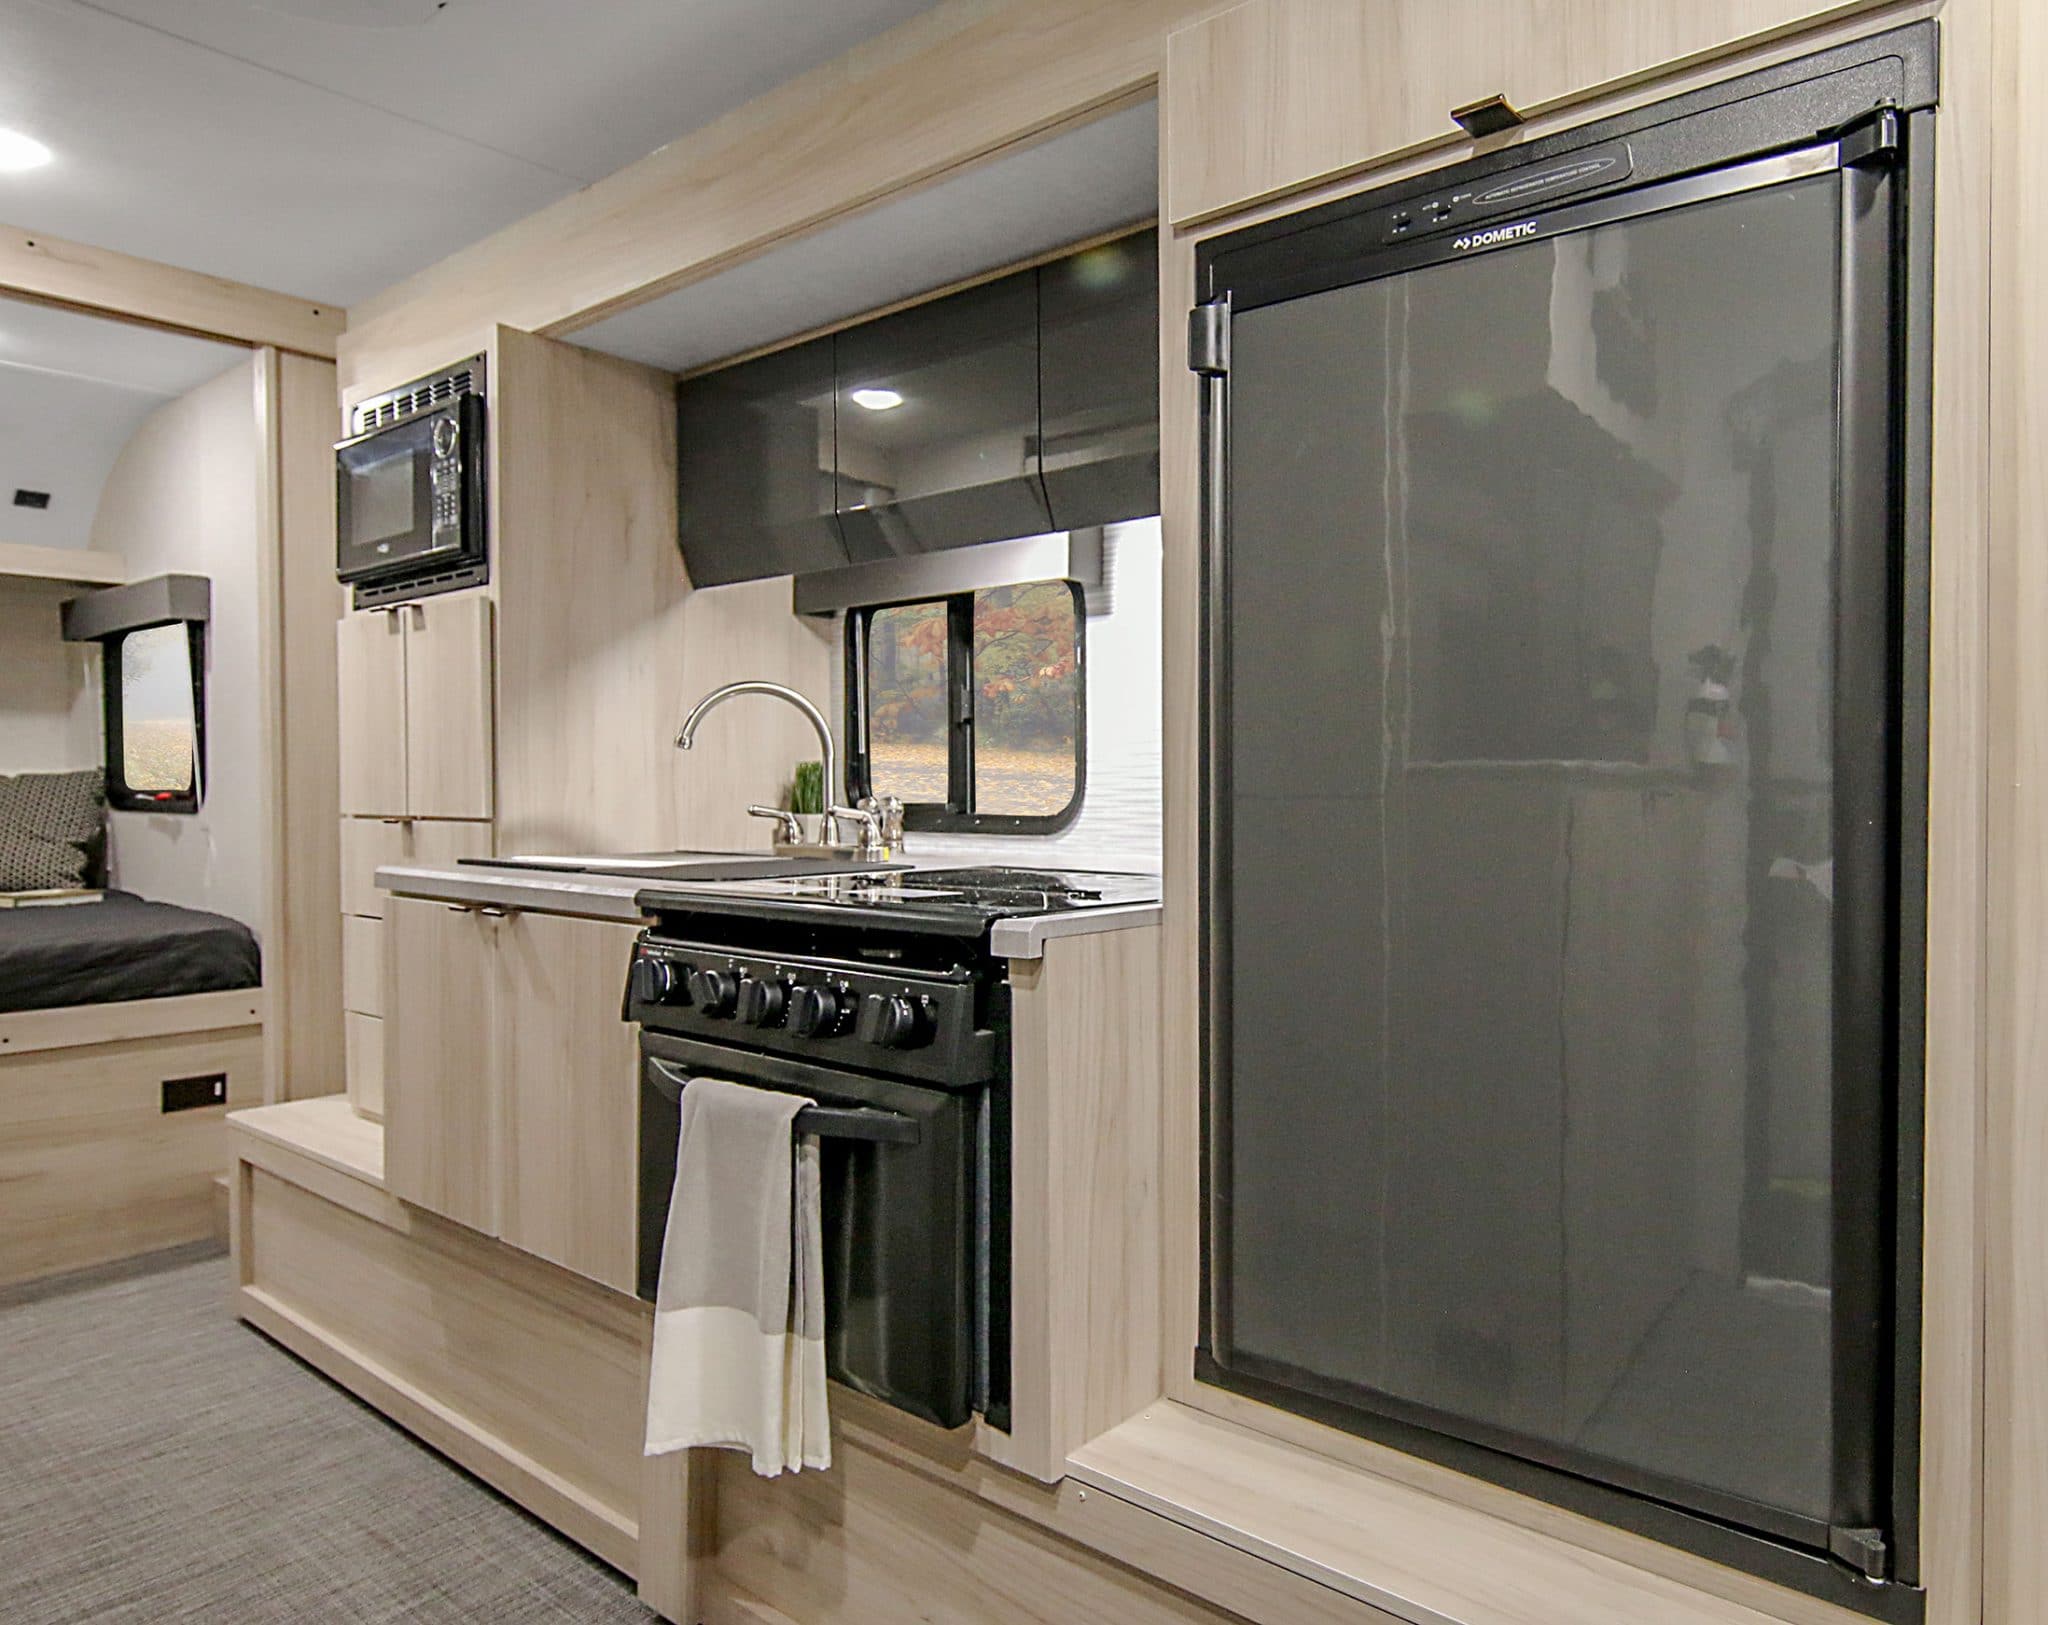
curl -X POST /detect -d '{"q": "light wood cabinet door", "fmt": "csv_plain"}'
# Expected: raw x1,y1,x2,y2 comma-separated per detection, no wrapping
384,894,499,1234
341,915,384,1017
336,608,407,817
1164,0,1860,224
344,1010,386,1121
494,911,642,1293
403,595,495,821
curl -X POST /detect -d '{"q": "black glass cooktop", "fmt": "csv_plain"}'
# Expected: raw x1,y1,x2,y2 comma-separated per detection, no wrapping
636,865,1160,937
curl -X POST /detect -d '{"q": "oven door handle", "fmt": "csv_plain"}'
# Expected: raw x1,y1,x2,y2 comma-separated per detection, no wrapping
645,1056,921,1145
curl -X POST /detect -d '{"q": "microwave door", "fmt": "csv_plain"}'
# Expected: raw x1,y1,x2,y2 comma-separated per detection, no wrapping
336,416,441,582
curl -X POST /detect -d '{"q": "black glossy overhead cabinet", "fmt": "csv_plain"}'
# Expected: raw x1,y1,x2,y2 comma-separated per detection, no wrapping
674,229,1158,586
675,334,845,587
1193,29,1933,1615
834,267,1050,560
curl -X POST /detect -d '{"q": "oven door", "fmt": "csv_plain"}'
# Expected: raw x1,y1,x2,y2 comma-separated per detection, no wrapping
334,397,479,583
638,1031,990,1430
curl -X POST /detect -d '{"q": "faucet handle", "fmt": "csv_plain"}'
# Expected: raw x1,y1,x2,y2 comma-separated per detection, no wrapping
862,795,906,852
747,805,804,845
827,804,884,857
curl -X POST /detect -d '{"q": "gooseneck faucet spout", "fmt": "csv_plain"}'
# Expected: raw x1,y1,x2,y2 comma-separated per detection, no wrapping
675,680,836,823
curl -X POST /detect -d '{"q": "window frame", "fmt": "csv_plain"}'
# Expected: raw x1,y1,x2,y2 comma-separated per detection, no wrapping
101,617,206,815
845,580,1086,835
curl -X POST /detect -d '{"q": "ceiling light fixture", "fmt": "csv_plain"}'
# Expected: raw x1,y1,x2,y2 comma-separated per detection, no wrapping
849,387,904,412
0,130,53,173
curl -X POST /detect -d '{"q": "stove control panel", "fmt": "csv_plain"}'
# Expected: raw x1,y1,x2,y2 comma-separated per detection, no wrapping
628,935,1000,1087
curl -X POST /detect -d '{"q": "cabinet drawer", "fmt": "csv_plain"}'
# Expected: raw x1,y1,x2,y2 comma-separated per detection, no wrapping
342,915,384,1018
1164,0,1865,224
340,819,407,919
345,1011,385,1122
412,818,495,871
341,817,493,919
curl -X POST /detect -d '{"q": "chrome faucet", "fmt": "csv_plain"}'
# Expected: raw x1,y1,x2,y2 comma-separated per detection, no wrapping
675,680,838,840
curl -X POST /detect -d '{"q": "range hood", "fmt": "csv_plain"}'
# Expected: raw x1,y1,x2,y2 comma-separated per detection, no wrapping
675,229,1157,590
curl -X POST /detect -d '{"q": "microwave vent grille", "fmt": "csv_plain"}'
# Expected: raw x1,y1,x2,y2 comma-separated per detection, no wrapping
350,357,484,436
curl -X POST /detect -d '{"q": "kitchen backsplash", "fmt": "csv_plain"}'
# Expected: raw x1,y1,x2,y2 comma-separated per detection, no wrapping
832,515,1163,874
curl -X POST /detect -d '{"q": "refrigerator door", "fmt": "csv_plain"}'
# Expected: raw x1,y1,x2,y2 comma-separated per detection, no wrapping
1199,112,1920,1589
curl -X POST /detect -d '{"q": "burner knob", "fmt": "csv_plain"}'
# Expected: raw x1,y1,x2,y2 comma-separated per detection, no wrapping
736,975,789,1028
857,993,930,1049
686,968,739,1018
630,957,680,1007
789,984,845,1038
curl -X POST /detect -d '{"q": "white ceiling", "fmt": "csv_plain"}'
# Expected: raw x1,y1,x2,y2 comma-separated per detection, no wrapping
571,99,1160,376
0,294,246,548
0,0,941,306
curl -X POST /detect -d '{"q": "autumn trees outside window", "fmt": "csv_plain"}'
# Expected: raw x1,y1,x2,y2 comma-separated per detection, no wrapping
104,620,204,814
848,579,1083,831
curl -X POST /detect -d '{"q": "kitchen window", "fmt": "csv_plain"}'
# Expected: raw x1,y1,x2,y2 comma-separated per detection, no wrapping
102,620,204,813
847,580,1083,832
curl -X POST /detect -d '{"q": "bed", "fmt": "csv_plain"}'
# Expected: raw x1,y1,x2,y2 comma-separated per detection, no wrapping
0,890,261,1014
0,772,267,1287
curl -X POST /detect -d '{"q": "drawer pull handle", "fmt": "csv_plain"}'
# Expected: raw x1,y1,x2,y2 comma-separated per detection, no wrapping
1451,93,1524,138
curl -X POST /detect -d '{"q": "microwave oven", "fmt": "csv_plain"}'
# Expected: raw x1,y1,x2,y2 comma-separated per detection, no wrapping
335,355,487,602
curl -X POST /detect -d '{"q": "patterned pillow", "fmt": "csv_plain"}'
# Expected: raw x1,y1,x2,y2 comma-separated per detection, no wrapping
0,769,107,892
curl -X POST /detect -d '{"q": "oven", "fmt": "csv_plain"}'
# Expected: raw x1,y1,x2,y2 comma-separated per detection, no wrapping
335,355,487,602
628,921,1010,1432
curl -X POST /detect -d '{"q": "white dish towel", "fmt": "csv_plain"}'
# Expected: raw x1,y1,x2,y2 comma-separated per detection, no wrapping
644,1075,830,1477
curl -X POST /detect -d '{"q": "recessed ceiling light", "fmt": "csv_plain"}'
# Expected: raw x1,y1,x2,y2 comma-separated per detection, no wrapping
849,387,904,412
0,130,53,173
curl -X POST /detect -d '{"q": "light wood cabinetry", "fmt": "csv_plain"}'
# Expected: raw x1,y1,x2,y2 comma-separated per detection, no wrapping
230,1123,648,1575
341,817,491,1119
337,591,494,1122
381,895,641,1291
496,911,643,1294
979,926,1162,1483
344,1010,386,1122
403,594,496,820
1163,0,1885,224
337,595,494,820
342,914,384,1019
384,894,500,1235
491,327,685,856
339,817,408,919
336,606,408,818
341,817,495,920
4,1013,263,1286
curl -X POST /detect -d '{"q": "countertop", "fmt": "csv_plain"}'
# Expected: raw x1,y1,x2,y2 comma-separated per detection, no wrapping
373,859,1161,960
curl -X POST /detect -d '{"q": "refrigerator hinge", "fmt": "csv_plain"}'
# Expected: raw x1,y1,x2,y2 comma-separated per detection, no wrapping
1838,106,1902,168
1188,302,1231,377
1828,1525,1890,1584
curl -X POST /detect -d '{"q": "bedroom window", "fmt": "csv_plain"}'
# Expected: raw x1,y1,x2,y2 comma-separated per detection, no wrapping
103,620,204,814
846,580,1084,832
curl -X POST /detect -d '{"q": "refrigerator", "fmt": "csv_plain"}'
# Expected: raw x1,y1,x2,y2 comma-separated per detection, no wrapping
1192,24,1933,1613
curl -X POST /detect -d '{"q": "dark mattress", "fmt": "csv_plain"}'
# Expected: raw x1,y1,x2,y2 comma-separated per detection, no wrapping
0,890,261,1014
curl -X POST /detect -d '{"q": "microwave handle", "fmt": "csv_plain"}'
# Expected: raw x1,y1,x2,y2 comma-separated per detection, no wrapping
645,1056,919,1145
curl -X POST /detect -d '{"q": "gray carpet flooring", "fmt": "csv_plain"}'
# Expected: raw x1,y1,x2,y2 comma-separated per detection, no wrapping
0,1245,658,1624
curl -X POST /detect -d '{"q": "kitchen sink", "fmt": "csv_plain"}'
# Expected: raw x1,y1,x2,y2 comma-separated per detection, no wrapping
461,851,904,883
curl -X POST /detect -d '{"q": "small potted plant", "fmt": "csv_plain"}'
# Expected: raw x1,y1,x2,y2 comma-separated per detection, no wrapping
788,760,825,846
